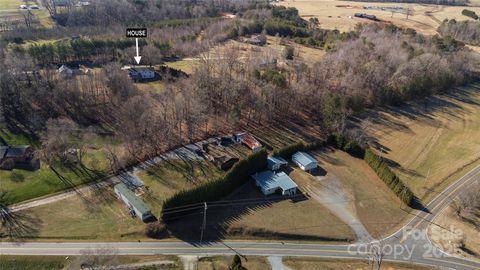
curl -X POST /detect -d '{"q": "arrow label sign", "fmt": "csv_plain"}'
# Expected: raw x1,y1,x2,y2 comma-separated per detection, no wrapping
126,28,147,64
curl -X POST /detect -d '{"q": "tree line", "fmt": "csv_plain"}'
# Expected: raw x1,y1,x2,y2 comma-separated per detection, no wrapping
438,19,480,45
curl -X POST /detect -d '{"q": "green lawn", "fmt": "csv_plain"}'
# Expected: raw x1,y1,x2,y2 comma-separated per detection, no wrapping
0,0,25,10
0,127,38,146
0,129,115,205
138,159,224,216
5,160,223,241
0,153,109,205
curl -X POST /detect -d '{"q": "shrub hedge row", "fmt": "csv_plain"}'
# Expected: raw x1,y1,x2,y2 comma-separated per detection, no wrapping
161,149,268,220
462,9,479,20
272,141,306,159
364,149,414,206
327,134,365,158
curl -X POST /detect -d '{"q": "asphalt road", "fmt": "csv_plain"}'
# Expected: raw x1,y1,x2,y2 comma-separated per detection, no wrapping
2,164,480,269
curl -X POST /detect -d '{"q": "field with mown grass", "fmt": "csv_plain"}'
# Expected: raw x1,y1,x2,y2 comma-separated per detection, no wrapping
3,160,223,241
359,83,480,203
278,0,480,35
283,257,438,270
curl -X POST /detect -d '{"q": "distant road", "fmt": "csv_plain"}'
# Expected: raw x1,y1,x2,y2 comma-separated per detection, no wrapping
3,165,480,269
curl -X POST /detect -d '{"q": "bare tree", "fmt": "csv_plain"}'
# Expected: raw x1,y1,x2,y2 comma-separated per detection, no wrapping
367,241,384,270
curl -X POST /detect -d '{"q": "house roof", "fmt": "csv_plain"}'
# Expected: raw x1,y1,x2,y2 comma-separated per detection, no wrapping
238,133,261,150
267,156,288,167
252,171,298,192
129,67,154,73
4,146,31,158
292,151,317,166
114,183,151,214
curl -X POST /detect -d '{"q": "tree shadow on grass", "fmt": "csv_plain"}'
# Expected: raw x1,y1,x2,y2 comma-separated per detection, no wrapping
163,182,351,245
0,192,42,241
49,163,112,212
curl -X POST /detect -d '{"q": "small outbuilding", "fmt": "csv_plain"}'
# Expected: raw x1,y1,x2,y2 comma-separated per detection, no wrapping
234,132,262,153
267,156,288,171
58,63,81,77
252,171,298,196
292,151,318,172
114,183,153,221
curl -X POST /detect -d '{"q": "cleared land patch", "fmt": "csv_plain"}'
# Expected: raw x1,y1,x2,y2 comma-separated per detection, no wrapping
297,149,407,239
428,206,480,261
358,83,480,202
279,0,480,35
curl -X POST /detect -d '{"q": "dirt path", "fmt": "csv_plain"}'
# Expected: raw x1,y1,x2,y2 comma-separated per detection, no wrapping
179,255,198,270
267,256,292,270
305,173,373,243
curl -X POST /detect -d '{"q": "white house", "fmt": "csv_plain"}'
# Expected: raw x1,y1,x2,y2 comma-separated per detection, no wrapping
128,67,155,81
252,171,297,196
58,64,81,77
114,183,152,221
292,151,318,171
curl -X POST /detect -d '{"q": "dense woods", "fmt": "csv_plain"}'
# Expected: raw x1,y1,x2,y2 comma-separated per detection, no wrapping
438,19,480,45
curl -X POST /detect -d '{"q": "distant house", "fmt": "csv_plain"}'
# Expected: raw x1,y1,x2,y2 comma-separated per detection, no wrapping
234,132,262,153
114,183,153,222
58,63,81,77
0,145,39,170
354,13,380,21
292,151,318,172
252,171,298,196
267,156,288,171
202,142,239,171
128,67,155,81
245,34,267,46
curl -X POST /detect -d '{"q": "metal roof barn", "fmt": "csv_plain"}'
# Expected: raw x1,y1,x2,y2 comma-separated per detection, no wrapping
252,171,298,196
292,151,318,171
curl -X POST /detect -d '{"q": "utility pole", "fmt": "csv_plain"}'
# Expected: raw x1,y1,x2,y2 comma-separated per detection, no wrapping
200,202,207,245
424,168,430,185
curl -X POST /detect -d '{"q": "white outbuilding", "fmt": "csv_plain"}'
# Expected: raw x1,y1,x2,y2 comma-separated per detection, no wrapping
292,151,318,171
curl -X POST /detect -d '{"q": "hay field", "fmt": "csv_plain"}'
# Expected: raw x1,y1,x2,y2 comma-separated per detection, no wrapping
360,83,480,202
166,35,326,74
278,0,480,35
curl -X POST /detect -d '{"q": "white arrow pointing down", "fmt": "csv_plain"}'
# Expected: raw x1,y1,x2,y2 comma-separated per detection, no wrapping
134,38,142,64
